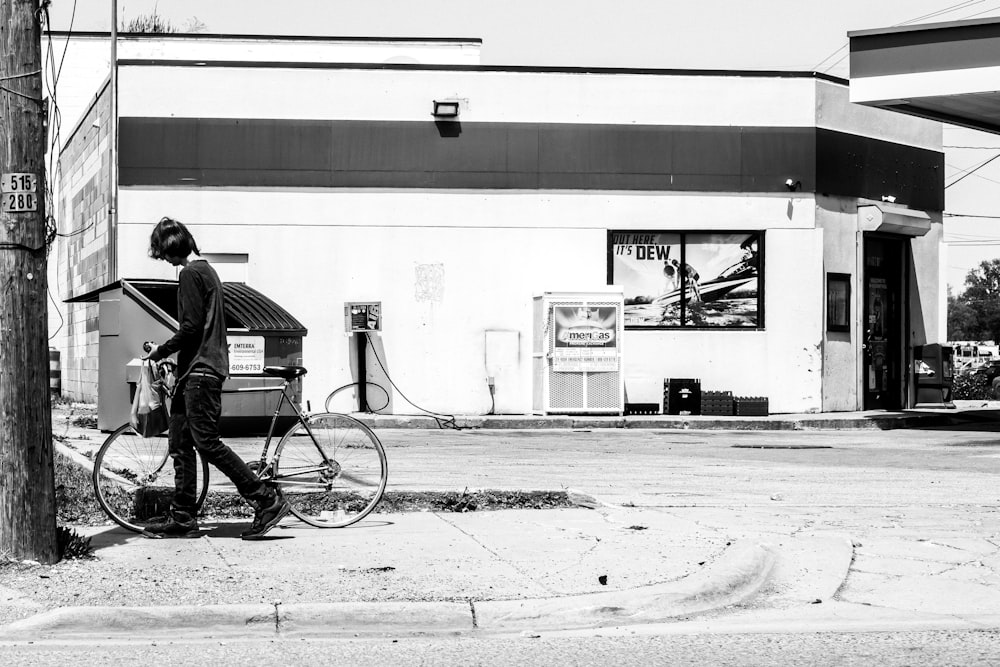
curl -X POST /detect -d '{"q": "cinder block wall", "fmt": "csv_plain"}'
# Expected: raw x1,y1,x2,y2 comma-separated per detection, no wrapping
56,82,113,401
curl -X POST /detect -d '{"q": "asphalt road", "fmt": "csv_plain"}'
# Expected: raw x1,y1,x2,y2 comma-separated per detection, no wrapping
3,630,1000,666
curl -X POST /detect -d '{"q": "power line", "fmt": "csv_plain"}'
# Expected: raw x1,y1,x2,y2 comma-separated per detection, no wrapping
813,0,989,74
899,0,984,24
946,152,1000,188
958,1,1000,18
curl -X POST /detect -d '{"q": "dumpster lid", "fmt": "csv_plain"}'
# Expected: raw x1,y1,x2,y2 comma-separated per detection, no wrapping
66,279,307,335
223,282,307,334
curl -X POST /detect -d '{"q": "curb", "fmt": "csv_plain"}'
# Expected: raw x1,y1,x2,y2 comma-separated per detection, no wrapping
352,414,959,431
475,541,775,631
0,542,774,640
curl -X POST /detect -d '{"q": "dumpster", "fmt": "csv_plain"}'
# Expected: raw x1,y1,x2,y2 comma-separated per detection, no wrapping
914,344,955,408
67,279,307,434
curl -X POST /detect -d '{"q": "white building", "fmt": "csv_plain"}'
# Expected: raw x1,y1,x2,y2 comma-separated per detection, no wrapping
50,33,945,417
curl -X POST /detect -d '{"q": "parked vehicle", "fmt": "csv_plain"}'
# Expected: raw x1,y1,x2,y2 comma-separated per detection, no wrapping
972,359,1000,397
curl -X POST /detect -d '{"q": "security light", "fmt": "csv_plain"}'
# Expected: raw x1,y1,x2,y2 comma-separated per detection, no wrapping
432,100,460,118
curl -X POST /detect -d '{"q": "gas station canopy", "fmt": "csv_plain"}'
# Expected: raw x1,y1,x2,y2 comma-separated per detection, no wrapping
849,18,1000,135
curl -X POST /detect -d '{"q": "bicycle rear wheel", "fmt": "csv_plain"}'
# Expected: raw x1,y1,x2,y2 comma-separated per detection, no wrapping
92,423,209,532
273,412,387,528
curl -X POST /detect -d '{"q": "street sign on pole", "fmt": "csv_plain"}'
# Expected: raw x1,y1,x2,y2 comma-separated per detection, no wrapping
1,172,39,212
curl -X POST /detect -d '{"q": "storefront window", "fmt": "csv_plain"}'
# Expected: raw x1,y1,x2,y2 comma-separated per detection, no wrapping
607,231,763,329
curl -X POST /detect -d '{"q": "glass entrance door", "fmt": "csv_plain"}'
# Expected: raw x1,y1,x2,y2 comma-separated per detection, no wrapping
863,236,904,410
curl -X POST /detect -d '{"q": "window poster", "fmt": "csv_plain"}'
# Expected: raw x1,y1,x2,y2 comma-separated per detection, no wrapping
609,231,761,328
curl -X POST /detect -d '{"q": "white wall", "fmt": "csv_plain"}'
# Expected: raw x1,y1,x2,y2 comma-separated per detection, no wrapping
118,65,825,127
622,227,824,412
817,197,863,411
119,189,822,413
817,79,941,150
104,64,942,415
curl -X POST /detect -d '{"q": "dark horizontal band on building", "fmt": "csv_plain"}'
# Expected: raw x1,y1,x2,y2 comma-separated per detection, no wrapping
118,118,944,210
850,19,1000,78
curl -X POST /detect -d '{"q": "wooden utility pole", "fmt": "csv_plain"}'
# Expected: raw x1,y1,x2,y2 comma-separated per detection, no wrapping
0,0,57,563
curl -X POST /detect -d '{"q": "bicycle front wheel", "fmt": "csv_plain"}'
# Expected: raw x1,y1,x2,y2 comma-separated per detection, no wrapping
273,413,387,528
92,423,209,532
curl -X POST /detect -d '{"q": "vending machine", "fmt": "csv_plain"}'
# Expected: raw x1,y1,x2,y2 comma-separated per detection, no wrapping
532,290,624,415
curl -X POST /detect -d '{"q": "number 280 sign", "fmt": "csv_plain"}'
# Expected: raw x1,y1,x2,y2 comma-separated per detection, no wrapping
2,172,39,213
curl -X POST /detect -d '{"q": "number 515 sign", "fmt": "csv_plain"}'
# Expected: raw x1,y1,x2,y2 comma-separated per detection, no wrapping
2,172,39,213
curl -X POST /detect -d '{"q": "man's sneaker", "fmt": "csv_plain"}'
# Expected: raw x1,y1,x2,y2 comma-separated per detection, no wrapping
241,494,290,540
143,510,200,538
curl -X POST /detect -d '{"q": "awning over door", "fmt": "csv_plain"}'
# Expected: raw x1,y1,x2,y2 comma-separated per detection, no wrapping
858,203,932,237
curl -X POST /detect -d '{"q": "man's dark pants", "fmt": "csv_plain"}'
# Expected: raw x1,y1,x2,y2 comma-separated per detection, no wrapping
168,371,272,515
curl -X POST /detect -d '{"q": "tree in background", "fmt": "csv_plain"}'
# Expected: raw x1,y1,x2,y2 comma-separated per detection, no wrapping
947,286,978,341
121,6,206,33
951,258,1000,342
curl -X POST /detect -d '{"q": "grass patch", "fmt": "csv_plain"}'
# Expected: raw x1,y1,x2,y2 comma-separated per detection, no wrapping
377,489,572,513
54,452,106,526
54,450,575,525
57,526,94,560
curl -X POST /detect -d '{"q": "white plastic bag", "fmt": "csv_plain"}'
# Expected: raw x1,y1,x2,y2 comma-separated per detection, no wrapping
130,360,169,437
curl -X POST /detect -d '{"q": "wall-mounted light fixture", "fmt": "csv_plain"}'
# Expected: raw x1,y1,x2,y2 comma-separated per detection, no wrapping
785,178,802,192
432,99,461,119
881,195,897,203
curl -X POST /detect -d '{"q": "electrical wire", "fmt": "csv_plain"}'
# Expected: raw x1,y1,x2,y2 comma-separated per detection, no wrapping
324,381,390,413
364,332,464,429
39,0,82,340
946,152,1000,188
945,162,1000,187
813,0,993,74
958,2,1000,19
899,0,984,25
0,69,42,81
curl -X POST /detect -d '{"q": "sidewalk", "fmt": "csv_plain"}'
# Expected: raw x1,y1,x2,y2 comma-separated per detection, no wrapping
2,400,997,641
0,506,781,639
353,399,995,431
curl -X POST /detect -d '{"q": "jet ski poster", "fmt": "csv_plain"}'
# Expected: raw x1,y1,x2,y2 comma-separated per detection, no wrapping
609,231,761,328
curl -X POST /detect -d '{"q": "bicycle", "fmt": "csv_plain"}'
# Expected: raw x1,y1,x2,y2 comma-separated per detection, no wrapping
92,353,388,533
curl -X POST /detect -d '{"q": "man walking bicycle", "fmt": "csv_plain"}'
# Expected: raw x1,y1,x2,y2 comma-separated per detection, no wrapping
144,217,289,540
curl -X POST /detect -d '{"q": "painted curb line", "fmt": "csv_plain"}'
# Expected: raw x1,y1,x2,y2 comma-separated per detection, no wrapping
0,542,774,640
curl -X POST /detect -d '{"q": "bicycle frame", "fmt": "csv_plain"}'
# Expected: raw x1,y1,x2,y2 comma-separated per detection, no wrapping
224,380,332,483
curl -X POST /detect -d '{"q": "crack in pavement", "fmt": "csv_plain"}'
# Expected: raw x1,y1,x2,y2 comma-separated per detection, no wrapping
202,537,242,571
430,513,560,596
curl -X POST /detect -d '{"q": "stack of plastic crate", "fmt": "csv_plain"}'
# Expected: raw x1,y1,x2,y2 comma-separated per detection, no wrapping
700,390,734,416
663,378,701,415
734,396,769,416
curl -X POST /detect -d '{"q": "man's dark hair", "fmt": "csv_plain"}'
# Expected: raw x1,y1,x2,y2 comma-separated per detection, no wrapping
149,217,200,260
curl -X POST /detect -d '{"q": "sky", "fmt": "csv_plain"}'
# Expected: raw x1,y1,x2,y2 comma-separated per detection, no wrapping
45,0,1000,292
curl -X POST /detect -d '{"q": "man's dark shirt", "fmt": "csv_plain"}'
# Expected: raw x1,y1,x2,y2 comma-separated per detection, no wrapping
150,260,229,378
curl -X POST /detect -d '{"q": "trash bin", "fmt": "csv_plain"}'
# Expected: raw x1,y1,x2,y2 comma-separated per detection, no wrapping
67,279,308,433
914,344,955,408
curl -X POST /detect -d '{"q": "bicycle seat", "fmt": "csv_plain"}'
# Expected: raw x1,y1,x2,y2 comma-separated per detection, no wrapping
263,365,308,380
